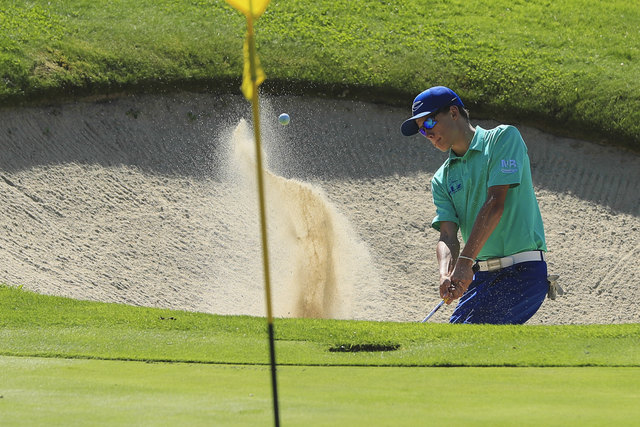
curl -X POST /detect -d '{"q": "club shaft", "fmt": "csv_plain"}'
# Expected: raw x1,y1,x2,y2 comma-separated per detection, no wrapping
421,299,445,323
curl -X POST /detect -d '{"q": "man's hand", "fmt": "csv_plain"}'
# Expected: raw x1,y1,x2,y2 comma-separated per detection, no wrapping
440,258,475,303
440,276,453,304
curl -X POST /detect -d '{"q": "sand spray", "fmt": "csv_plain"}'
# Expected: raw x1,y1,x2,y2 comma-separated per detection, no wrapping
226,119,379,319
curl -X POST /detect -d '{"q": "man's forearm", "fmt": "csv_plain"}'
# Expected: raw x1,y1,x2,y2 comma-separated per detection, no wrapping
437,240,459,276
460,188,507,258
437,223,460,276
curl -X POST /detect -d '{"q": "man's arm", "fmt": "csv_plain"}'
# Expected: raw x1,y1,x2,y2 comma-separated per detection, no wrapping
436,221,459,301
441,184,510,302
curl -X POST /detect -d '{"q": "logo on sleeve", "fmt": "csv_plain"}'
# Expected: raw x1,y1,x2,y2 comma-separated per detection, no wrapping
500,159,518,174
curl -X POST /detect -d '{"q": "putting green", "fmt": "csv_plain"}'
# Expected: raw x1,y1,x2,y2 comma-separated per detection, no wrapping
1,356,638,426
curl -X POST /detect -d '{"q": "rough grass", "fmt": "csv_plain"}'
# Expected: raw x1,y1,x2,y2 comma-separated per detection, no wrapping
0,0,639,149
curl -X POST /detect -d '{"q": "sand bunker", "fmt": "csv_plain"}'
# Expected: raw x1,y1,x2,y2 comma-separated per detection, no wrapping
0,92,638,324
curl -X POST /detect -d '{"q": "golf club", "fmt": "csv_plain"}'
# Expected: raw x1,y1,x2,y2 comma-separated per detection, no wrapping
421,264,480,322
421,299,445,323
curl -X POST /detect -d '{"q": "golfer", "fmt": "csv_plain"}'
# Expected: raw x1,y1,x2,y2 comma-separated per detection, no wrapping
401,86,548,324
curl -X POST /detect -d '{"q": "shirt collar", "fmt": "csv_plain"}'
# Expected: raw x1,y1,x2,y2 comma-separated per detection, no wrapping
447,126,486,162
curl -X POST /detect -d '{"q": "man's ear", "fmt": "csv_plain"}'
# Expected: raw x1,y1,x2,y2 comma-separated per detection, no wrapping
449,105,459,120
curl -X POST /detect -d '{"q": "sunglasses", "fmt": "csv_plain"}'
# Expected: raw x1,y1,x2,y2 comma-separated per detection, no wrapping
418,99,457,136
418,116,438,135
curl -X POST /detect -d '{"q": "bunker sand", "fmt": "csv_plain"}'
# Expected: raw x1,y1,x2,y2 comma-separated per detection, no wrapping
0,93,638,324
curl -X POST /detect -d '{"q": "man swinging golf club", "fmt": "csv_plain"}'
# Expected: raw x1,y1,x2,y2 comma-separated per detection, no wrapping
402,86,548,324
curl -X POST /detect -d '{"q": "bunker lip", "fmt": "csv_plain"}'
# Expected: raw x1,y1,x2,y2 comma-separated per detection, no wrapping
0,92,638,325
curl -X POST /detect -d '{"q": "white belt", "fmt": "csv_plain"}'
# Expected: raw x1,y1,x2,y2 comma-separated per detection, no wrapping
476,250,545,272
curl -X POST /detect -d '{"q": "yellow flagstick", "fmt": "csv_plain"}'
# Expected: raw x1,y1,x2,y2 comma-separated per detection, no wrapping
224,0,279,425
246,11,281,427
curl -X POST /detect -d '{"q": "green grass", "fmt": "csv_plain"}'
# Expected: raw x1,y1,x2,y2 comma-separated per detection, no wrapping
2,357,638,426
2,285,639,367
2,286,639,425
0,0,639,150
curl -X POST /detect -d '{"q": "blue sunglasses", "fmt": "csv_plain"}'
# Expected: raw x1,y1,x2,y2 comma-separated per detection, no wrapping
418,117,438,135
418,100,457,135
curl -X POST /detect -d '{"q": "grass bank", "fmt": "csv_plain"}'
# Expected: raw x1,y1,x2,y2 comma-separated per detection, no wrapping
0,0,639,150
2,285,639,367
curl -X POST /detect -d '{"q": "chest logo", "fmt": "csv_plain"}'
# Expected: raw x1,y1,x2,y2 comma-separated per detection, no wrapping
448,179,463,195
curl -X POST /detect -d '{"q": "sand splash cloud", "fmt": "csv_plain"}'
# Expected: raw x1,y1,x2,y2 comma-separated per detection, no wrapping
229,120,380,319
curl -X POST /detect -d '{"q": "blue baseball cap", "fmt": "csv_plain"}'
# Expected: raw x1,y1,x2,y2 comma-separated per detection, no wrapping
400,86,465,136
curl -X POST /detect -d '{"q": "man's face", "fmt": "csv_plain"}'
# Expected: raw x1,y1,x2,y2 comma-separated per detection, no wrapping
416,107,451,152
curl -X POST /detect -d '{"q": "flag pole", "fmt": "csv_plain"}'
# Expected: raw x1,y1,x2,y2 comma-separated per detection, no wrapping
246,9,280,427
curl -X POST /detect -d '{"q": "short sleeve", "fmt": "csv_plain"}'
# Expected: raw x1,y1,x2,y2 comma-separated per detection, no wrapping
487,126,527,188
430,178,459,231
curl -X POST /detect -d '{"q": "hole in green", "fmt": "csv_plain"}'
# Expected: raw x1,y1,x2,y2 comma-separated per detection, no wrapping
328,343,400,353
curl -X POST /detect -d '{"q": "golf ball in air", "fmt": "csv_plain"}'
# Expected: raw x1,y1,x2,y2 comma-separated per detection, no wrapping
278,113,290,125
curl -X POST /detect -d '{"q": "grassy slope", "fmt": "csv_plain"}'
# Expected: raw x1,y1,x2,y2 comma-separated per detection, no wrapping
2,285,638,367
0,0,639,149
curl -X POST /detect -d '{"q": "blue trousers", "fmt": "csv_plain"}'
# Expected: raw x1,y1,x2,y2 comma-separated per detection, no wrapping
449,261,548,324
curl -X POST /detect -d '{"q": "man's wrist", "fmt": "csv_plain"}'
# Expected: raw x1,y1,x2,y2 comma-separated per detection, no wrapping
457,254,475,263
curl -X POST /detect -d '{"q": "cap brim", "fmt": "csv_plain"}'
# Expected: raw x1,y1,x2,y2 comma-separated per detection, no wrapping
401,111,431,136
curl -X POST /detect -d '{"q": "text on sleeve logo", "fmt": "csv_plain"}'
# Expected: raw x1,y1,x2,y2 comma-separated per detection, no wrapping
500,159,518,174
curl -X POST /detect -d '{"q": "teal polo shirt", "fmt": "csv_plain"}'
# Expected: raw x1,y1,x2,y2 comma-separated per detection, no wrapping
431,125,546,260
